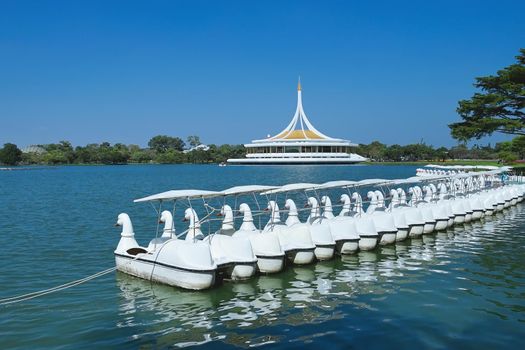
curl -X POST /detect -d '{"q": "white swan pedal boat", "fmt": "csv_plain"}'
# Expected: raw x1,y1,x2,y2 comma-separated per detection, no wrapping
115,189,232,290
113,167,524,290
217,185,287,274
114,210,217,290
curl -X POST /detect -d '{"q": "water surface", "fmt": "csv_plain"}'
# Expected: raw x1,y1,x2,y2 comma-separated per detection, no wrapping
0,165,524,349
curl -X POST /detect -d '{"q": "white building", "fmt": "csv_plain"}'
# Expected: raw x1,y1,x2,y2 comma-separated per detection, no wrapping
183,144,210,154
227,81,367,165
22,145,46,154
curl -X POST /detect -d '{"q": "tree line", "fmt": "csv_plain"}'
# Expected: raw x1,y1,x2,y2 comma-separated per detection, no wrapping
1,136,523,166
0,136,245,166
353,137,524,163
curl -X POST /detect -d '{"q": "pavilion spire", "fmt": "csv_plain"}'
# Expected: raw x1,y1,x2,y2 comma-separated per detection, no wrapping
267,80,334,141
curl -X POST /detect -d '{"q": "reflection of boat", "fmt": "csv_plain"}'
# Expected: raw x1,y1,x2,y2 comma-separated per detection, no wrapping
115,272,224,347
422,234,436,245
116,271,215,313
257,275,285,291
292,266,316,282
358,250,379,264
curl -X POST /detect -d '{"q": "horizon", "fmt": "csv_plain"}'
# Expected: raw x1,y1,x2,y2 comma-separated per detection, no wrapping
1,1,524,149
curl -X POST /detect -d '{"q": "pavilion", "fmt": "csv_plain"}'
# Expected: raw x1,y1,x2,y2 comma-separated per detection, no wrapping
227,81,367,165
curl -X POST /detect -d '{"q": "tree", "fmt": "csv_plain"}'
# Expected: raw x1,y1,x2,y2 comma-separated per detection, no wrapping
0,143,22,165
435,147,449,162
187,135,201,148
401,143,434,161
383,144,403,161
186,149,208,163
21,151,44,164
96,142,129,164
57,141,75,163
498,150,518,163
366,141,387,161
148,135,185,153
43,150,68,164
449,144,469,160
470,144,497,159
130,148,155,163
156,150,185,164
511,135,525,159
449,49,525,141
43,141,75,163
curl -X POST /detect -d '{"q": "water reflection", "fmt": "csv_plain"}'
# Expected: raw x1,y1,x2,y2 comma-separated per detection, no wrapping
114,204,525,348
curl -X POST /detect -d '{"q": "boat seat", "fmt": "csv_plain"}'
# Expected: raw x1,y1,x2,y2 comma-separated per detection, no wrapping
126,247,148,255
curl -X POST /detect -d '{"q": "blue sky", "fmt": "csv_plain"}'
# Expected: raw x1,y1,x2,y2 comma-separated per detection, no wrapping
1,0,524,148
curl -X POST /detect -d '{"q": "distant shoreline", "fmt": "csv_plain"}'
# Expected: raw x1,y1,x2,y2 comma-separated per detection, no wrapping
3,160,524,169
4,138,523,169
0,166,59,171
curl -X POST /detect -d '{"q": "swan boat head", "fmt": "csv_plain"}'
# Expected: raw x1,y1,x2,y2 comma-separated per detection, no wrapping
366,191,378,213
219,204,235,235
284,198,301,226
422,186,432,203
373,190,385,208
114,213,140,254
320,195,335,219
339,193,352,217
389,189,400,210
306,197,321,223
265,200,282,227
396,188,407,205
238,203,258,231
184,208,204,241
159,210,175,238
351,192,364,216
116,213,134,237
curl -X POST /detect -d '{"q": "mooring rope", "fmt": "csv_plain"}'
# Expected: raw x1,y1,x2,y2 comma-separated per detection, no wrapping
0,250,149,307
0,267,117,306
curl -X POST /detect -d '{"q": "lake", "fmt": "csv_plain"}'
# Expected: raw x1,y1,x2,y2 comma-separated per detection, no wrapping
0,164,524,349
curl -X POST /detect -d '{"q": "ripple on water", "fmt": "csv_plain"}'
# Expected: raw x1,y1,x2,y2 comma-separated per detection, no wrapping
1,166,525,349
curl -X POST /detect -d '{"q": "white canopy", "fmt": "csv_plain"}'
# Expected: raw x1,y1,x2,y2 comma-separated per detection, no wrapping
453,169,503,178
315,180,357,190
416,170,503,182
221,185,278,196
424,164,504,170
387,177,424,186
134,189,222,203
355,178,390,186
261,182,320,195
